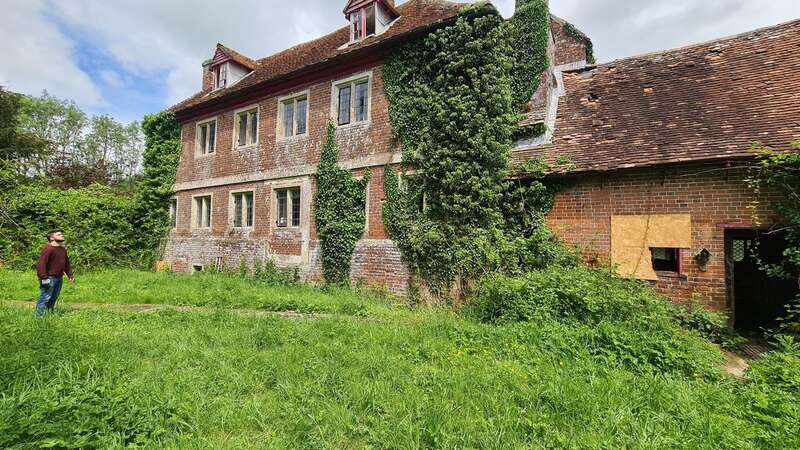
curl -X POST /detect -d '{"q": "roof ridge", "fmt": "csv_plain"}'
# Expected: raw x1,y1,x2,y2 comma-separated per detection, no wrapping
595,17,800,67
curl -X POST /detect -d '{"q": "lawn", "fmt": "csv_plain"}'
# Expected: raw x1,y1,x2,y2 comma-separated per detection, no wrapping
1,268,797,449
0,269,397,316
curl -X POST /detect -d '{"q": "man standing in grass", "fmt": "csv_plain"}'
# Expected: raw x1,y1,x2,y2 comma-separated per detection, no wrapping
36,229,74,316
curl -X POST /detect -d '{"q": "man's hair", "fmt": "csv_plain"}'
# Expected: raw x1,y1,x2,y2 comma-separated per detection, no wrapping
47,229,63,242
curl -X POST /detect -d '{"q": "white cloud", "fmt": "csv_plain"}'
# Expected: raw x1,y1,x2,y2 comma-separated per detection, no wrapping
0,0,103,106
2,0,799,119
99,70,125,88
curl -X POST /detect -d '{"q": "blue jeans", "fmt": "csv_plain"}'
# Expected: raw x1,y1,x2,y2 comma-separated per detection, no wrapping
36,277,63,316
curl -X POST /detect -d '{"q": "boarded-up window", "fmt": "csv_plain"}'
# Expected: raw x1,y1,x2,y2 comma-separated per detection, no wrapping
610,214,691,280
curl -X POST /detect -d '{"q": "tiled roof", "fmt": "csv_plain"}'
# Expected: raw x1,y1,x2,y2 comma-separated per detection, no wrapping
214,43,257,70
514,18,800,174
172,0,466,115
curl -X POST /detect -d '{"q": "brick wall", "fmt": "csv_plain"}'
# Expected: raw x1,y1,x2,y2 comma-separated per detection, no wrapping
167,62,404,291
551,18,589,67
547,162,781,310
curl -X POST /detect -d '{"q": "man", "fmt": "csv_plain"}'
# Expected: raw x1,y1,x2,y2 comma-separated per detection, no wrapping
36,229,74,316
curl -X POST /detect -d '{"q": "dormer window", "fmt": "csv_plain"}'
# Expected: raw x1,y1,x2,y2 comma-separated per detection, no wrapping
348,1,394,43
214,64,228,90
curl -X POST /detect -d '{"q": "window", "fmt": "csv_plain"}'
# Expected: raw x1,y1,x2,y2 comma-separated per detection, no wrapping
280,95,308,138
651,248,680,273
335,76,370,126
276,188,301,228
352,9,363,41
235,107,259,148
351,4,376,41
196,119,216,155
169,199,178,228
214,64,228,89
193,196,212,229
231,191,254,228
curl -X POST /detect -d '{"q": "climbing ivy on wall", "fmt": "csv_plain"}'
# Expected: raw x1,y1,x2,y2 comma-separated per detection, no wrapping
314,122,370,284
563,21,597,65
382,2,575,297
132,111,182,264
506,0,552,108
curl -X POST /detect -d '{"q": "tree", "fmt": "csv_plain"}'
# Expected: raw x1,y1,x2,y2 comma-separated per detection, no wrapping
0,87,50,168
16,90,86,173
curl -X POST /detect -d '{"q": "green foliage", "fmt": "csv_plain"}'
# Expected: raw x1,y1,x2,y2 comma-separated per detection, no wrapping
2,278,799,448
746,141,800,333
0,183,139,270
314,123,370,285
132,111,182,265
673,303,744,349
468,267,725,376
506,0,551,107
382,5,570,295
0,88,49,166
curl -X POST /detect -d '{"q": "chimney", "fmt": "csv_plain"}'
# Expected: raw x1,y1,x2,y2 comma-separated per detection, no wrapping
201,59,214,92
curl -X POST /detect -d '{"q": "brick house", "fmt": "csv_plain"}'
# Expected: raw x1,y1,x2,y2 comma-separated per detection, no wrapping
167,0,798,329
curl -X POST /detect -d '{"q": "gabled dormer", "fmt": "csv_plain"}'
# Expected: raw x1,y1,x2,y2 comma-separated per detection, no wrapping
343,0,400,43
202,44,256,92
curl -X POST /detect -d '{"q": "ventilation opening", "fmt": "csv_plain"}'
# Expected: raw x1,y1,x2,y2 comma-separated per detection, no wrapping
193,264,204,273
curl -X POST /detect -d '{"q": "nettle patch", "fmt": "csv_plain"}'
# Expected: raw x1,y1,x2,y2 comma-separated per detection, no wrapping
380,1,574,298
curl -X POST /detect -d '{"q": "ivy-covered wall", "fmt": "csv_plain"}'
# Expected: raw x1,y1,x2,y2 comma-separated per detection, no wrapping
381,1,575,297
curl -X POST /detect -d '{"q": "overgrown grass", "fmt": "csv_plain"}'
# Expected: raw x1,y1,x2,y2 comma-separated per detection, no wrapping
1,267,798,448
0,306,795,449
0,269,396,316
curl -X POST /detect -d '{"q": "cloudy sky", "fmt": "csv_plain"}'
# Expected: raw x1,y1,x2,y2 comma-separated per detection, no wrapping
1,0,798,123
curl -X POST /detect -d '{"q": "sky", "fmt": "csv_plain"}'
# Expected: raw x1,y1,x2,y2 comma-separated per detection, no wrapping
1,0,798,124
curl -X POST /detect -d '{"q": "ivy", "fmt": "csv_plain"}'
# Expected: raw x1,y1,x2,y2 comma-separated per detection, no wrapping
563,21,597,65
382,4,575,297
314,123,370,284
132,111,182,265
506,0,552,108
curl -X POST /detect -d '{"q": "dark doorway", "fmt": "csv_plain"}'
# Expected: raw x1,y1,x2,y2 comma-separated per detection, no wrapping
726,229,798,332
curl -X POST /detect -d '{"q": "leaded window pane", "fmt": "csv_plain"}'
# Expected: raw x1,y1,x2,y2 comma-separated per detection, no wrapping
284,101,295,137
208,123,216,152
291,189,301,227
355,81,369,122
296,98,307,135
250,112,258,145
338,86,351,125
277,190,288,227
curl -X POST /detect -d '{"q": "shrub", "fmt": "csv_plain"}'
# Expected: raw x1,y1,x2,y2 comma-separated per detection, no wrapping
673,303,744,349
468,267,725,377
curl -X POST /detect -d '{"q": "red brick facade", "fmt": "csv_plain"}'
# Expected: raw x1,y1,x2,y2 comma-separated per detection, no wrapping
547,164,782,310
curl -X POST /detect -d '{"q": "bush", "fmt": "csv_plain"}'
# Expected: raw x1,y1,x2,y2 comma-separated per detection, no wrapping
0,182,140,270
468,267,725,377
673,303,744,349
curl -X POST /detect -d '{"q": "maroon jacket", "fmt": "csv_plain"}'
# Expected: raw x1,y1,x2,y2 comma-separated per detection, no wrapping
37,245,73,280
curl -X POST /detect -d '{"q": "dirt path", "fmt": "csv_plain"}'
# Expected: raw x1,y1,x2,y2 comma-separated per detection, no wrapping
1,300,334,321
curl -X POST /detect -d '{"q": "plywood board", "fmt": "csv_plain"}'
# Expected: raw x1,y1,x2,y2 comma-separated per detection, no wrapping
611,214,692,280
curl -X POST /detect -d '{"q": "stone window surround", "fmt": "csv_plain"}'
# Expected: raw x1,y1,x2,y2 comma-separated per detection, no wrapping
228,189,255,230
190,192,214,231
268,176,312,266
232,103,260,150
195,116,218,158
330,70,373,128
276,90,311,142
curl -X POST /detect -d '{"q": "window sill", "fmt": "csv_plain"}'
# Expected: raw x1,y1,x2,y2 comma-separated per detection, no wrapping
195,152,215,159
335,120,371,130
655,271,688,280
277,134,309,144
235,144,258,151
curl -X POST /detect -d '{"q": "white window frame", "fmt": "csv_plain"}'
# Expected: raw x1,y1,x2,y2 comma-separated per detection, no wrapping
195,117,218,157
169,197,178,230
229,189,255,229
331,71,372,128
191,193,213,230
277,90,310,140
232,104,260,149
274,186,302,229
